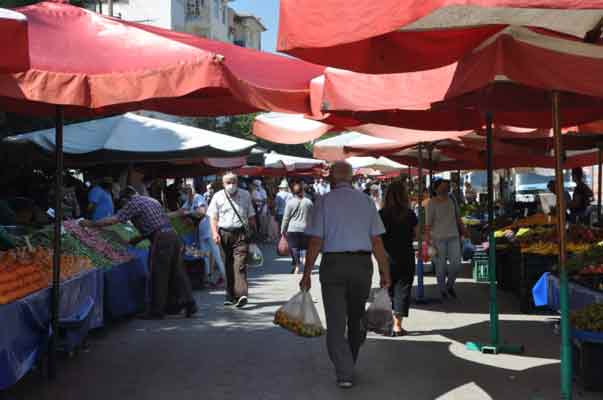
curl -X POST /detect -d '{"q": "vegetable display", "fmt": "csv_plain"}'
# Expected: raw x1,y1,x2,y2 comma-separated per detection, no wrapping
64,220,132,264
571,304,603,333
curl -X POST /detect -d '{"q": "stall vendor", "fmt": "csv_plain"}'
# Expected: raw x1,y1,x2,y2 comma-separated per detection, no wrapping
80,186,197,319
568,168,594,224
88,177,114,221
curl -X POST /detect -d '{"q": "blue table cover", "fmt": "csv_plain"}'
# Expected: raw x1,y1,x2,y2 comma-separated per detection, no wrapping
0,268,103,390
103,248,149,320
533,272,603,312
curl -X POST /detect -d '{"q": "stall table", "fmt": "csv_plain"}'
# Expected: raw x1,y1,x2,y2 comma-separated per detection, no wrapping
0,268,103,390
533,272,603,312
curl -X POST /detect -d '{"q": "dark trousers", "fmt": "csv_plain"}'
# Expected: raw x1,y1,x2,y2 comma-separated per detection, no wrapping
148,230,193,316
219,229,249,300
320,253,373,381
286,232,308,266
389,256,415,317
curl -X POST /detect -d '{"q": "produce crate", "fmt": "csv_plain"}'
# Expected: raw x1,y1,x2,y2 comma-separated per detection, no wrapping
519,254,556,313
472,249,490,283
573,338,603,392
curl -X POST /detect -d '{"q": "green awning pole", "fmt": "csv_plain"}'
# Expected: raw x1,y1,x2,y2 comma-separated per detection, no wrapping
466,113,523,355
552,92,572,400
486,113,500,349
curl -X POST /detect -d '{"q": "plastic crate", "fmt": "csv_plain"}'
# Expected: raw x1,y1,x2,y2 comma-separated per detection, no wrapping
519,254,556,313
472,250,490,282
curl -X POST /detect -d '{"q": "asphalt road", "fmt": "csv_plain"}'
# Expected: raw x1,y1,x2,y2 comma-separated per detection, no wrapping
3,245,598,400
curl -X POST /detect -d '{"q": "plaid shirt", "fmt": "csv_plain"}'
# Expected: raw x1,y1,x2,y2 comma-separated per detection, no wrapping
116,195,171,237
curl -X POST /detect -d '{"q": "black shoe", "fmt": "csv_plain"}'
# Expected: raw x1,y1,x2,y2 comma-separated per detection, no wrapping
224,298,235,306
185,301,199,318
236,296,248,308
448,288,457,299
441,291,448,300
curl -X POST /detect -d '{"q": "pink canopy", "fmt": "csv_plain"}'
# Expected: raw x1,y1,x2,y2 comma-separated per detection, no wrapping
0,2,324,117
0,8,29,73
278,0,603,73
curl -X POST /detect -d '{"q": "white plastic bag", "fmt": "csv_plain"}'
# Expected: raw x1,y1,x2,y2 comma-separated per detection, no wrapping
247,244,264,268
366,288,393,335
274,291,325,337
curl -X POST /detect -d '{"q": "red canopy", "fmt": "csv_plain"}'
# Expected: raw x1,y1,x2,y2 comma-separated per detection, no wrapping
0,2,324,117
0,8,29,73
278,0,603,73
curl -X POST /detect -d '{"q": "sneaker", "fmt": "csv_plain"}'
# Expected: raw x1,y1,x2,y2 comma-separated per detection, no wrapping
236,296,248,308
337,381,353,389
448,288,457,299
224,298,235,306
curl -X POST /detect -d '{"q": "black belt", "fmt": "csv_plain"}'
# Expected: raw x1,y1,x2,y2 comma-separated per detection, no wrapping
324,251,372,256
219,227,245,233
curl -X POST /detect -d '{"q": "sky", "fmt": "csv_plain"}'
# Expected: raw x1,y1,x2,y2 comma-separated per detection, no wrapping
230,0,279,52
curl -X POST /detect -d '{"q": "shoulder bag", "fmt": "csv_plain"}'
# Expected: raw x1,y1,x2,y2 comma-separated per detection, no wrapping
225,192,254,243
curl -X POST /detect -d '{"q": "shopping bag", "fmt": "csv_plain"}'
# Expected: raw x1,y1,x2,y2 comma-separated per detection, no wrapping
274,291,325,338
366,288,393,335
420,241,432,262
277,234,289,257
246,244,264,268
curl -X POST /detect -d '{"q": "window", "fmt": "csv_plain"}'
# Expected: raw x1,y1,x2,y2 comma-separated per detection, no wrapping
186,0,201,17
213,0,220,19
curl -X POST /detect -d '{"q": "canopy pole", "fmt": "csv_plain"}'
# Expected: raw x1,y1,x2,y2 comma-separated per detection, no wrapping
553,92,572,400
466,113,523,355
48,106,64,380
597,148,602,224
428,145,434,190
416,143,425,301
456,169,462,202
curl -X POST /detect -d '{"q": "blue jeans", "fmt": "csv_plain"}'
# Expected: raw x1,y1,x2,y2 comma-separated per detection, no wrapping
198,218,225,280
433,237,462,295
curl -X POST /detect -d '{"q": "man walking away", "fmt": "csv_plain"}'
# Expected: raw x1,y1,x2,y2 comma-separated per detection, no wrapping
300,161,391,389
208,172,256,308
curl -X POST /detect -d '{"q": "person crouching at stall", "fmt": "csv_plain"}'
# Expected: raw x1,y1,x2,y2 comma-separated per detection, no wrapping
81,186,197,319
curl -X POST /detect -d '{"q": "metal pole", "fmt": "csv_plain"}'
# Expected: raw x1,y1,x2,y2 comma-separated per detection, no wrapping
597,148,602,224
428,145,434,191
456,169,462,202
416,143,425,301
486,113,500,349
552,92,572,400
48,106,64,380
108,0,114,17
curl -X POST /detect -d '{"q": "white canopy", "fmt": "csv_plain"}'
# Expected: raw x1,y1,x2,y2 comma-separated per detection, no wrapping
313,132,397,161
263,151,324,172
4,113,256,164
346,156,406,174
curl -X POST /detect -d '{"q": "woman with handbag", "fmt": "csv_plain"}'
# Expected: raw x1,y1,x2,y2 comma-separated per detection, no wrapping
380,180,418,336
281,182,313,274
425,179,466,300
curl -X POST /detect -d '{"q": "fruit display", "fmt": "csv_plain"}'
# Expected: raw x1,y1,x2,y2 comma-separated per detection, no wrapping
64,220,133,264
507,213,556,228
273,309,325,337
571,304,603,333
494,223,603,256
0,247,93,304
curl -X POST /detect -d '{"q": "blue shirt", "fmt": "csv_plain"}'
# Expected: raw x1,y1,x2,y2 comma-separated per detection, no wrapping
306,183,385,252
88,186,114,221
275,191,293,215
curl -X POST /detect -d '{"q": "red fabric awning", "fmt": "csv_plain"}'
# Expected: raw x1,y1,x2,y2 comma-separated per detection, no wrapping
278,0,603,73
0,8,29,73
0,2,324,117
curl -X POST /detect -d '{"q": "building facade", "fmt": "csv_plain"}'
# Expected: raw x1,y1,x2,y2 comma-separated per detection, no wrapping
98,0,265,47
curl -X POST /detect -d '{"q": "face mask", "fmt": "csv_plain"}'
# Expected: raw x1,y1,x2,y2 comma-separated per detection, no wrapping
225,184,237,195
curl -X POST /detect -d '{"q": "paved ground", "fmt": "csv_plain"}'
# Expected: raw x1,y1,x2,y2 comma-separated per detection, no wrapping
3,245,599,400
